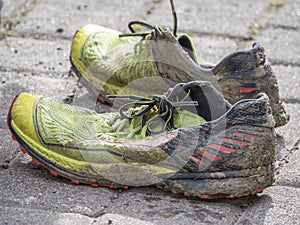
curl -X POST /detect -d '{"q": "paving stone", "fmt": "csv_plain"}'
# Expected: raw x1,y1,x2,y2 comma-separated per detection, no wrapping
235,186,300,225
0,162,114,216
0,0,28,26
272,65,300,102
98,213,154,225
105,188,247,225
272,65,299,160
0,128,19,169
0,71,76,120
14,0,153,38
270,0,300,29
0,207,155,225
0,206,93,225
190,35,239,64
255,28,300,65
276,103,300,150
276,147,300,187
0,37,71,73
147,0,270,38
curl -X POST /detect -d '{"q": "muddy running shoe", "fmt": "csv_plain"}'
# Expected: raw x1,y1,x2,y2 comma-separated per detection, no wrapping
70,0,288,127
8,81,275,198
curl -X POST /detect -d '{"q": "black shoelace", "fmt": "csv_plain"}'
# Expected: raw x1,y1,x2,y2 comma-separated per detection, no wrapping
119,0,178,39
108,83,198,136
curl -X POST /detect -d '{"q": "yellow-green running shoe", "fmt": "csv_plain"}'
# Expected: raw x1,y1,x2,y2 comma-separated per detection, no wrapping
8,81,275,199
70,0,288,127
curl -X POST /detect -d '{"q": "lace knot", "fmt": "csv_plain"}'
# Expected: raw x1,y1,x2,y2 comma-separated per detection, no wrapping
108,83,198,136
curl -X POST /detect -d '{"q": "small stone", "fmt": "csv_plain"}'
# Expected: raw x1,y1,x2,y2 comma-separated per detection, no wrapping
108,218,113,224
56,28,64,34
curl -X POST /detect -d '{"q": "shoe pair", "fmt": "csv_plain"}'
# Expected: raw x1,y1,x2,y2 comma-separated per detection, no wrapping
7,0,288,199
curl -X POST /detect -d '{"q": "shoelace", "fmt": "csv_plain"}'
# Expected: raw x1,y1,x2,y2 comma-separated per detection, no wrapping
119,0,177,39
108,83,199,136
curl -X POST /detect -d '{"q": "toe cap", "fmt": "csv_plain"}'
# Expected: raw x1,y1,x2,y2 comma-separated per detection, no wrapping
9,92,41,143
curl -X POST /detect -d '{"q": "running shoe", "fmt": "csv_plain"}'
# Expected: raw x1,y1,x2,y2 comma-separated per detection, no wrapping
8,81,275,198
70,0,288,127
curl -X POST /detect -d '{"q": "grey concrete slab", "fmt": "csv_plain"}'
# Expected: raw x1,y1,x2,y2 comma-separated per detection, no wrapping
105,187,247,225
0,0,28,26
190,35,239,64
14,0,153,38
0,207,155,225
276,147,300,188
0,71,76,122
0,128,19,169
255,28,300,65
0,37,71,74
236,186,300,225
0,71,76,102
270,0,300,29
260,186,300,225
147,0,270,38
273,65,300,102
0,206,97,225
0,162,114,216
276,103,300,150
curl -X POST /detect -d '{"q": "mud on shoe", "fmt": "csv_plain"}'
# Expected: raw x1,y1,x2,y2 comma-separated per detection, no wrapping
69,0,288,127
8,81,275,198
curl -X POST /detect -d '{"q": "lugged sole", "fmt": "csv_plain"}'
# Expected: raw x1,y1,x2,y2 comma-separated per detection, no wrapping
157,171,272,199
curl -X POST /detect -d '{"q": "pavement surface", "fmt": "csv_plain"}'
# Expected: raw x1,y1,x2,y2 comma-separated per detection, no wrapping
0,0,299,224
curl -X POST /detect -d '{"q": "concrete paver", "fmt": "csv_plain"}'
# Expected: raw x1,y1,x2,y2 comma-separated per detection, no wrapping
256,28,300,65
276,148,300,187
0,162,114,216
0,0,299,224
0,207,155,225
235,186,300,225
273,65,300,101
0,37,71,74
147,0,270,37
105,188,245,225
270,0,300,28
0,0,28,26
189,35,239,64
14,0,154,38
276,103,300,150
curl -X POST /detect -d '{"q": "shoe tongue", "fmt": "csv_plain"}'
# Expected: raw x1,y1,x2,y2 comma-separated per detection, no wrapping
122,81,230,138
177,34,199,63
166,81,230,121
